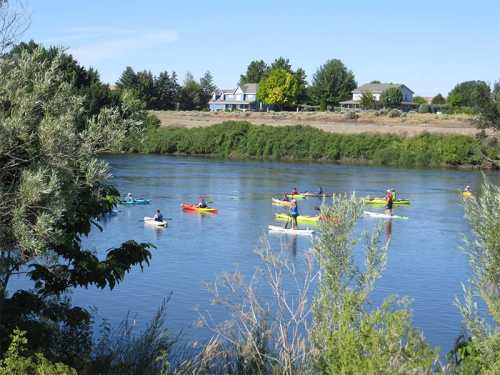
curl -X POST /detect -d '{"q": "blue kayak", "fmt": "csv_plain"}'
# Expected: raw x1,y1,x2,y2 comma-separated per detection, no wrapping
121,199,151,205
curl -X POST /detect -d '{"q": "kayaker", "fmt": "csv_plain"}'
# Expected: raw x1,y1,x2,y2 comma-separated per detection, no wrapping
318,186,323,195
126,193,134,202
282,193,290,202
289,199,299,229
197,197,208,208
153,209,164,222
464,185,471,193
291,187,299,195
385,189,393,216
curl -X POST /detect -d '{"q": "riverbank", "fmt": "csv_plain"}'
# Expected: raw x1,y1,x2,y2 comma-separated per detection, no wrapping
151,110,481,137
138,121,500,169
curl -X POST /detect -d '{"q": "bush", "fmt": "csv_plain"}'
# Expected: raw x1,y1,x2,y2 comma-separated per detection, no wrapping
418,104,432,113
344,111,359,120
388,109,402,117
138,121,498,168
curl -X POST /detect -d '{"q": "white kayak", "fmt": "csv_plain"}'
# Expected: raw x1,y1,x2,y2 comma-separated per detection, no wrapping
363,211,408,220
268,225,314,235
144,216,168,227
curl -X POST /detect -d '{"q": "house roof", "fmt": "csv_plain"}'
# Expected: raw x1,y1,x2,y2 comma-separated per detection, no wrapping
221,89,234,94
240,83,258,94
353,83,414,94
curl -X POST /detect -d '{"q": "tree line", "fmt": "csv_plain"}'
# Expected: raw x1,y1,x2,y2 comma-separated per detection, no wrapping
117,57,500,129
116,67,216,111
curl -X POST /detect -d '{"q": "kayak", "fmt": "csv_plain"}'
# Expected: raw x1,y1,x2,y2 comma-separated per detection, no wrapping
286,194,305,200
268,225,314,236
272,198,292,207
121,199,151,205
303,192,331,197
363,211,409,220
181,203,218,213
363,198,410,206
274,213,319,224
463,191,473,198
144,216,168,227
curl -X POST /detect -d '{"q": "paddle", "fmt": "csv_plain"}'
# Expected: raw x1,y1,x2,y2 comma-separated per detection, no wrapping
284,216,291,229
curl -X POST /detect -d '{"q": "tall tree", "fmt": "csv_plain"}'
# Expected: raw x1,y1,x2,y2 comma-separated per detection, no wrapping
431,93,446,105
294,67,309,105
380,87,403,108
269,56,292,72
153,71,180,110
239,60,268,85
116,66,139,92
360,90,376,109
135,70,155,108
199,71,217,109
0,46,151,367
309,59,357,107
178,72,201,110
257,68,299,109
448,80,492,113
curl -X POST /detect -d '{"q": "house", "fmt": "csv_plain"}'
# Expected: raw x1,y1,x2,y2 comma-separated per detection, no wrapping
209,83,264,111
340,82,415,111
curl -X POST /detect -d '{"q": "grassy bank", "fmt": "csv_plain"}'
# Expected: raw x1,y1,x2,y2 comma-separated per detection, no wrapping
139,121,499,168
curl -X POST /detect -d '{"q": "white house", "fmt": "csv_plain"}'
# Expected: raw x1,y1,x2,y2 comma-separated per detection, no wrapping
209,83,264,111
340,82,415,110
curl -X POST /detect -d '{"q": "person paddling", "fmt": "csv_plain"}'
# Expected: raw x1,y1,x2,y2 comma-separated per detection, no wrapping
291,187,299,195
464,185,472,193
282,192,290,202
197,197,208,208
153,209,164,222
126,192,134,203
288,199,299,229
385,189,393,216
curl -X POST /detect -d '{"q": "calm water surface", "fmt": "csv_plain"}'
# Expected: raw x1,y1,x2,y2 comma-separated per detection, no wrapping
61,155,499,354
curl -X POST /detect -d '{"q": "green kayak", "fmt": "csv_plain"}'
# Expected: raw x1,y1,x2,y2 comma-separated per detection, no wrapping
363,198,410,206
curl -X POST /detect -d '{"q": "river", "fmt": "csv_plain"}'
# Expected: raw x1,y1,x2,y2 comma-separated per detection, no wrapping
65,155,498,355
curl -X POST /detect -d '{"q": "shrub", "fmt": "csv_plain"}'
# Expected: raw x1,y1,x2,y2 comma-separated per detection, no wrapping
388,109,402,117
418,104,432,113
344,111,359,120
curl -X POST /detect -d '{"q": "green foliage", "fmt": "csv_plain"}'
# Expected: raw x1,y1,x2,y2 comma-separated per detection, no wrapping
477,80,500,130
388,108,402,117
257,69,300,108
239,59,268,85
450,177,500,374
311,195,436,373
448,80,492,113
432,93,446,105
85,300,172,375
380,86,403,108
309,59,357,107
418,104,432,113
360,90,376,109
140,121,496,168
0,329,77,375
413,96,428,105
0,46,152,368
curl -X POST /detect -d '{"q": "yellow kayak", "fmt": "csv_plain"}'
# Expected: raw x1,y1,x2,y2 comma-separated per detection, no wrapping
274,213,319,224
272,198,292,207
363,198,411,206
463,191,473,198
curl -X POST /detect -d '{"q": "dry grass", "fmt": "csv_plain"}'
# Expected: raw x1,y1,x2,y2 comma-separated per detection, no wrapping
151,110,481,137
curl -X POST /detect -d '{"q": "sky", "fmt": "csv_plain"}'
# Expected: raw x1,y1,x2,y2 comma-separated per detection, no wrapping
21,0,500,96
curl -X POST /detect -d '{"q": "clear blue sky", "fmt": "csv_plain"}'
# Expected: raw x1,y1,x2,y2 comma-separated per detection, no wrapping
24,0,500,96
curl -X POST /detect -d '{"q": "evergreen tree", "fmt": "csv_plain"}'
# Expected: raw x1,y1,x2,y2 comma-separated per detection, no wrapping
199,71,217,109
239,60,268,85
178,72,201,110
154,71,180,110
310,59,357,107
116,66,138,91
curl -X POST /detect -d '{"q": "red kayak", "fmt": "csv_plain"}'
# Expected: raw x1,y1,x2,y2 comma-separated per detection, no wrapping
181,203,218,213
